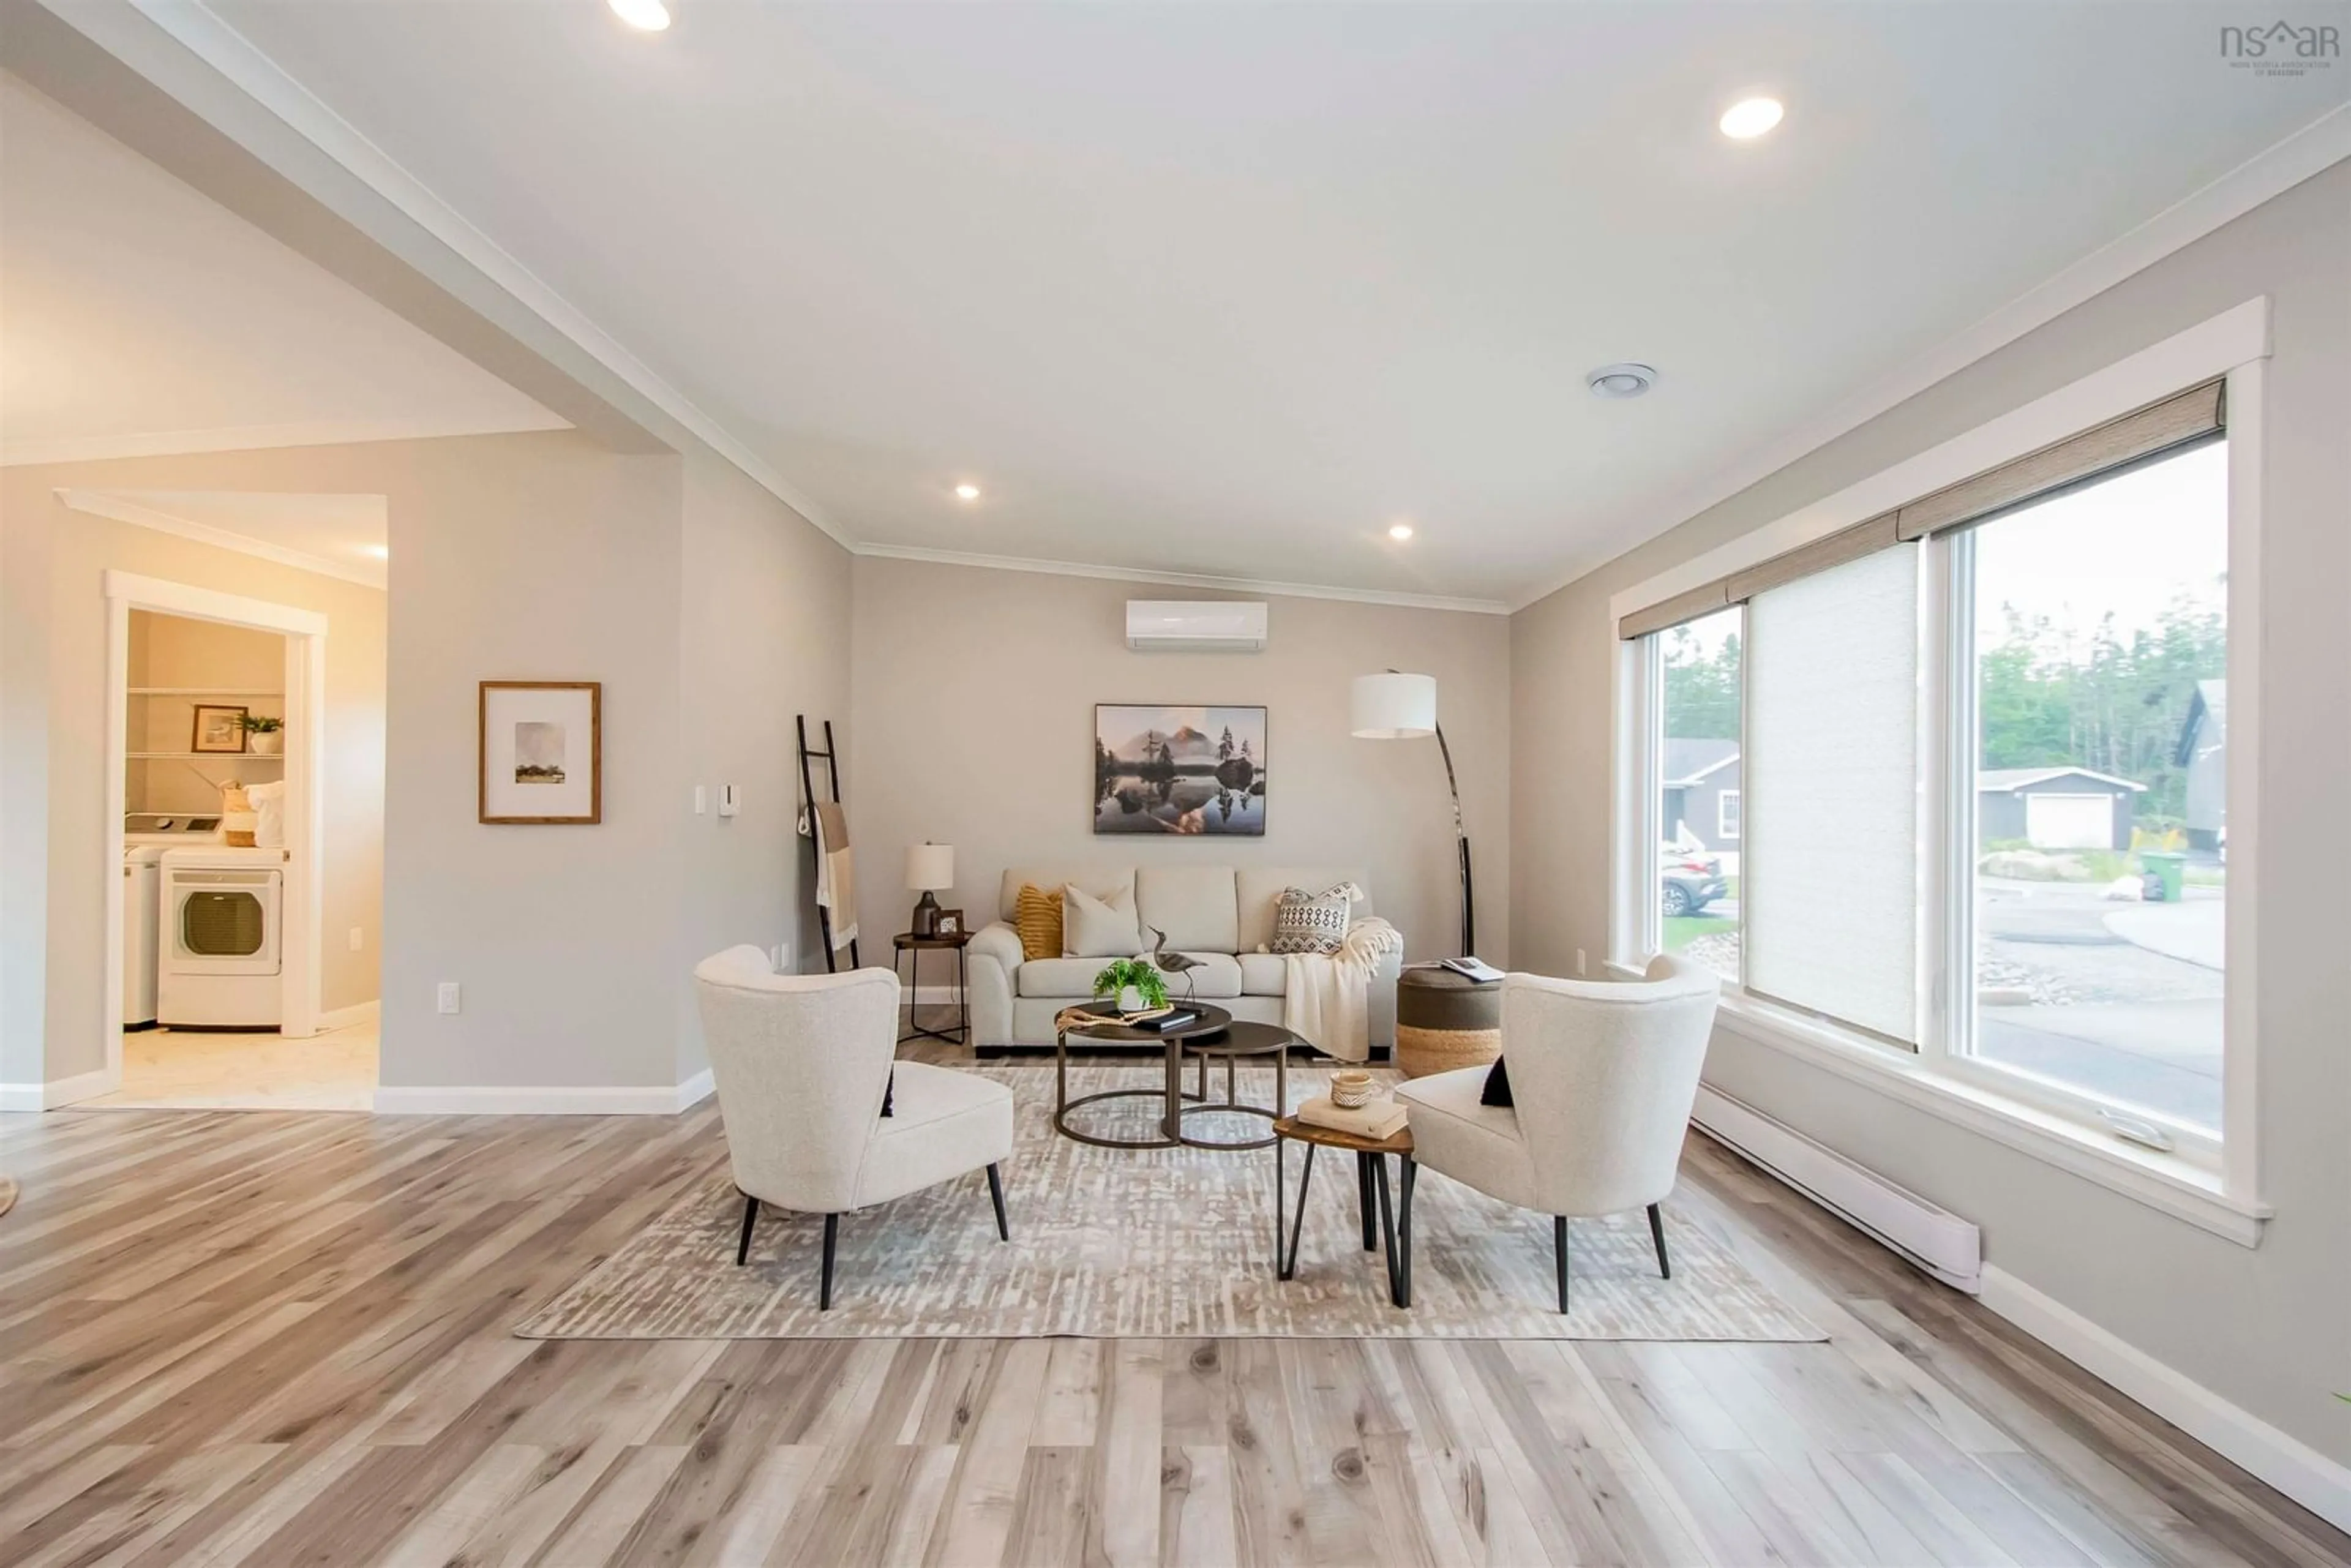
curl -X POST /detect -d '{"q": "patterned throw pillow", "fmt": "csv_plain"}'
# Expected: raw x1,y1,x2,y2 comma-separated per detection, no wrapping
1270,882,1359,954
1015,883,1063,962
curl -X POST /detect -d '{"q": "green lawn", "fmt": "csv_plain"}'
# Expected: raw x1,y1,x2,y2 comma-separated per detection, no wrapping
1663,915,1736,953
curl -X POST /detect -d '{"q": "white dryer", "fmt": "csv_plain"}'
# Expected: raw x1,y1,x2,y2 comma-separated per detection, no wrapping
159,845,285,1029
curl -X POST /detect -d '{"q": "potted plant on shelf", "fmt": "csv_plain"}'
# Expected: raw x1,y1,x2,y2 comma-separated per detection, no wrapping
1091,956,1168,1016
241,715,284,756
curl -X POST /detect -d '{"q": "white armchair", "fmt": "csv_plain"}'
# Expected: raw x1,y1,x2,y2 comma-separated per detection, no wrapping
1391,957,1720,1311
693,947,1016,1308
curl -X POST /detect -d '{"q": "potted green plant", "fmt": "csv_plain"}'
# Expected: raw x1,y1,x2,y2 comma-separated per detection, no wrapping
1092,956,1168,1015
240,714,285,757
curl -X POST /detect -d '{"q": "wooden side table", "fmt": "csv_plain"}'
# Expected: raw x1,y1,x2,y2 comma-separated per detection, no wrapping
1272,1115,1415,1308
892,931,970,1047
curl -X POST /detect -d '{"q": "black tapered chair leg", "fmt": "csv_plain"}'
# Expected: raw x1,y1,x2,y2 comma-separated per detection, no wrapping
819,1213,839,1310
735,1193,759,1266
1554,1215,1570,1313
1648,1202,1671,1280
986,1162,1010,1240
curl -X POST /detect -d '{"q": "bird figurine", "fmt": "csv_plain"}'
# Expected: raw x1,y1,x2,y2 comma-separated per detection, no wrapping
1147,926,1204,1001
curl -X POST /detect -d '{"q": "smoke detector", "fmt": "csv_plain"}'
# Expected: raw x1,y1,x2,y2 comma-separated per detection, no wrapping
1586,363,1658,399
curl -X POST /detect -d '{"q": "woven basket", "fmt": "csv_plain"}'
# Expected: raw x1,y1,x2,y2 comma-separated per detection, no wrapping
1395,1024,1502,1079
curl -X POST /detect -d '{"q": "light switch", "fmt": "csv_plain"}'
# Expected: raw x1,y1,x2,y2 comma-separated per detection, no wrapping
437,981,461,1015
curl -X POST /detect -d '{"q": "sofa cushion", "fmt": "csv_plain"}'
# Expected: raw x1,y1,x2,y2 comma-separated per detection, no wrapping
1135,866,1239,953
1237,868,1371,951
1238,952,1287,996
1064,883,1142,957
1018,956,1119,997
1158,951,1242,1000
1392,1065,1536,1210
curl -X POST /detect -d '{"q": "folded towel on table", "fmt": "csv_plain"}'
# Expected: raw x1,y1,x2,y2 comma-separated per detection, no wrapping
1295,1093,1408,1141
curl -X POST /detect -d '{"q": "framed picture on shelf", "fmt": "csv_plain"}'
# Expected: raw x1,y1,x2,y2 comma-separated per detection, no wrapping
479,681,601,824
190,704,250,754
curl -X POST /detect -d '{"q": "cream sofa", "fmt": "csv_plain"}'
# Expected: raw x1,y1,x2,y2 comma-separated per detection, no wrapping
968,865,1400,1056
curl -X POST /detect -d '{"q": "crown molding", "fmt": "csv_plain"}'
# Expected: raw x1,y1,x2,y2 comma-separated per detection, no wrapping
57,489,386,589
1508,102,2351,613
105,0,851,549
3,415,568,471
853,543,1510,616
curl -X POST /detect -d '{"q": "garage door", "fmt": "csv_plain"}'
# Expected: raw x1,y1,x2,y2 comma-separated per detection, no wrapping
2025,793,2112,849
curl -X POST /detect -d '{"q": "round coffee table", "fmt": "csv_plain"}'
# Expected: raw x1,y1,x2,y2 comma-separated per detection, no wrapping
1054,1003,1234,1150
1172,1022,1295,1150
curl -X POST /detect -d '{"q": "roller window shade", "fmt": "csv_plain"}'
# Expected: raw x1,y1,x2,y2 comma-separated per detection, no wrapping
1742,545,1919,1045
1894,380,2224,540
1614,378,2223,639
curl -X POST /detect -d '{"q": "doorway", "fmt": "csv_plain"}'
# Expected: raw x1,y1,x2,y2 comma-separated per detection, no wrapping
86,571,380,1110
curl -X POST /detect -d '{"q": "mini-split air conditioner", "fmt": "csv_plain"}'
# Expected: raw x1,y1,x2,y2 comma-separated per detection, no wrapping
1125,600,1267,653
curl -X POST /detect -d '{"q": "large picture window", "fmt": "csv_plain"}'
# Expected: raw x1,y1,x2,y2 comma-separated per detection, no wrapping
1620,379,2232,1168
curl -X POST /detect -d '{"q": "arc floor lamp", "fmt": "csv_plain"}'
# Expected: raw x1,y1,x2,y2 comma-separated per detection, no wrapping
1351,670,1474,957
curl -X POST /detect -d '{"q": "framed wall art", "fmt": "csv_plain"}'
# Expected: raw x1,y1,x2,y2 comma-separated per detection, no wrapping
1093,703,1266,836
479,681,601,824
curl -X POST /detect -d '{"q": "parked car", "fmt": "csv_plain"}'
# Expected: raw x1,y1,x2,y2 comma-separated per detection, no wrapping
1662,849,1727,917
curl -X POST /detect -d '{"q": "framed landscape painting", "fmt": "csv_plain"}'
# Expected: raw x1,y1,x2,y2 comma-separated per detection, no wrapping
1093,704,1266,836
479,681,601,824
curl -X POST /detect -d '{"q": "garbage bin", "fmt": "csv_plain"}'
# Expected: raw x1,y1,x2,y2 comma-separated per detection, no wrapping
2140,851,2186,902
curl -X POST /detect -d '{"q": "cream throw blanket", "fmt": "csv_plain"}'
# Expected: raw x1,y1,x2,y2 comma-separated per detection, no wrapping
1281,917,1402,1063
810,802,858,951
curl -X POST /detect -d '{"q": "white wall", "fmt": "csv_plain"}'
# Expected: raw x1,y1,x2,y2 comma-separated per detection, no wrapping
850,557,1510,966
1509,162,2351,1466
673,451,853,1083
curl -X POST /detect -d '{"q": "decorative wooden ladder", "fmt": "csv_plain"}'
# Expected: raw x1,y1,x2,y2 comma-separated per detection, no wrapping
795,715,859,972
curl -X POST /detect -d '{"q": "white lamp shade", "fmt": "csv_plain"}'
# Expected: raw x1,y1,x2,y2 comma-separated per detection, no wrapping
1351,673,1437,739
904,842,955,892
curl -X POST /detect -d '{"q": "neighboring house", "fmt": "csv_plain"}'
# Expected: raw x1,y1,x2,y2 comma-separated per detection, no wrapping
2175,679,2227,850
1977,767,2145,850
1662,738,1741,853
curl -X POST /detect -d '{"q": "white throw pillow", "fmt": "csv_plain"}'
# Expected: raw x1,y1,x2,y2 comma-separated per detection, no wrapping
1270,882,1359,955
1063,883,1142,958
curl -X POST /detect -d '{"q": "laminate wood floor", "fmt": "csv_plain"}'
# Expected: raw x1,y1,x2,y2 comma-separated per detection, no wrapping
2,1084,2342,1566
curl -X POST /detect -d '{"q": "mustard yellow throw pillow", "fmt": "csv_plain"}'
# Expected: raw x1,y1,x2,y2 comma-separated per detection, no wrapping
1015,883,1063,962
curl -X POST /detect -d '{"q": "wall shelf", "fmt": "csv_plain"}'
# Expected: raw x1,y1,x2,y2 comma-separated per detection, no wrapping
127,752,286,762
127,688,285,697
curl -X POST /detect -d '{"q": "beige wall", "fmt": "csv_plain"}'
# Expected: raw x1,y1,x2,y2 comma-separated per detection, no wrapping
850,558,1510,967
673,451,853,1081
1,475,392,1075
1509,162,2351,1462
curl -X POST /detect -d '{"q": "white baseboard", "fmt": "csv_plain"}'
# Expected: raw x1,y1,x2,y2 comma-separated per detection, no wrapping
373,1075,713,1116
1979,1264,2351,1533
317,1000,381,1031
0,1068,119,1112
1693,1083,1982,1291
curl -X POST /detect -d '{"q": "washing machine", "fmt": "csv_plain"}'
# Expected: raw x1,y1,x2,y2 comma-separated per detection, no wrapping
124,813,224,1029
159,844,284,1029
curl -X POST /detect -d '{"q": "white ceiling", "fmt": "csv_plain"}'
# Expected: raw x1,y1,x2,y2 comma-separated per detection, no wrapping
117,7,2351,602
0,72,566,468
71,489,390,588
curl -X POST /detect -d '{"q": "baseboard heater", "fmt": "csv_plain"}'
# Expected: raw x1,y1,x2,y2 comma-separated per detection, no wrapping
1692,1084,1982,1293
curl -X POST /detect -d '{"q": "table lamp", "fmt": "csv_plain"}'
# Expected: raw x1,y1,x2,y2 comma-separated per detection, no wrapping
906,842,954,936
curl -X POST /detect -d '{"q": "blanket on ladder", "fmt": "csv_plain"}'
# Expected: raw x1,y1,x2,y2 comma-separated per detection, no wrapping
809,801,858,952
1281,917,1403,1063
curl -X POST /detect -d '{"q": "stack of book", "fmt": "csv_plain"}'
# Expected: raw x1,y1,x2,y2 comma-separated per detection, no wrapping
1295,1093,1408,1140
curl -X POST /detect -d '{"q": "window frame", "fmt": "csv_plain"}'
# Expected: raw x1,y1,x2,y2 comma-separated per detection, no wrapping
1606,301,2268,1242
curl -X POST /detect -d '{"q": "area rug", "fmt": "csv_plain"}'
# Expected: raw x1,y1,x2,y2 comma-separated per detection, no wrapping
518,1065,1821,1341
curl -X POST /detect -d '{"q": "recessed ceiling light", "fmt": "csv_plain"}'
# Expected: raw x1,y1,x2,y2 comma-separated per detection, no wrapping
360,543,389,559
1388,523,1415,541
608,0,671,32
1586,362,1658,399
954,483,982,502
1719,97,1783,140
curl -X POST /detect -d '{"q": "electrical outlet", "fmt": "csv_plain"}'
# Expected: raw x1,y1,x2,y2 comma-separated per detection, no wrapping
349,926,364,952
718,783,739,818
692,784,707,815
437,981,461,1015
1576,948,1587,977
771,939,793,972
